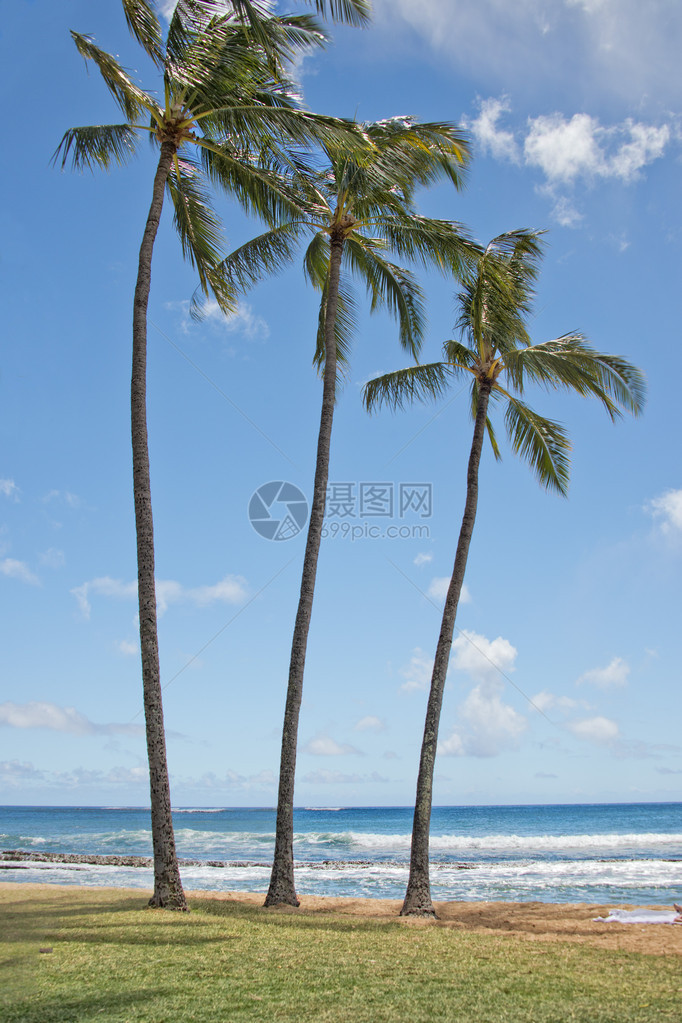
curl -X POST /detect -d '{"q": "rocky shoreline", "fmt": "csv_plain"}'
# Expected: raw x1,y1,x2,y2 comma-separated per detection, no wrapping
0,850,479,870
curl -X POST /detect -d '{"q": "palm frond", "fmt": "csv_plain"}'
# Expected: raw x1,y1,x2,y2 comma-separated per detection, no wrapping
53,124,140,171
378,216,475,277
344,237,425,357
121,0,163,66
70,32,154,122
198,105,366,159
365,118,470,193
165,0,197,66
502,392,571,495
363,362,456,413
165,156,225,295
198,140,307,225
215,222,307,293
303,0,371,26
505,335,646,419
313,273,357,372
303,231,330,290
442,338,479,372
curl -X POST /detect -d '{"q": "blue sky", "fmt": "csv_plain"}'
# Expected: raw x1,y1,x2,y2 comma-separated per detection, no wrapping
1,0,681,808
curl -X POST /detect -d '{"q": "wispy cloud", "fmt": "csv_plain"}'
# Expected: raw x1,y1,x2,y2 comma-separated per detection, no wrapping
169,299,270,341
399,647,434,692
0,759,149,790
577,656,630,688
413,552,433,567
647,488,682,538
176,768,277,792
0,479,20,501
0,701,144,737
39,548,66,569
0,558,40,586
377,0,682,106
71,574,248,619
567,715,619,744
354,715,386,733
302,735,363,756
42,489,81,509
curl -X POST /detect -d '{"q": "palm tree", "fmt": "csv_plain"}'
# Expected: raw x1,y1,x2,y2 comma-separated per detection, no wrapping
217,117,472,906
54,0,371,910
364,230,646,917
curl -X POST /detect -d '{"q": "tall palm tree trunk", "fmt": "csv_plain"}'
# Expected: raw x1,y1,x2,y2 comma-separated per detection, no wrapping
132,140,187,911
265,233,344,907
401,381,492,917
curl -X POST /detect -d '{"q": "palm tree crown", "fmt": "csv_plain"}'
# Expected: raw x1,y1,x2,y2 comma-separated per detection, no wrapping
216,116,473,356
365,230,645,492
55,0,374,312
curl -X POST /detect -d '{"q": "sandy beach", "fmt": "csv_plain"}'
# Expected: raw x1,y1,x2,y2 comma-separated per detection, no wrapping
5,882,682,958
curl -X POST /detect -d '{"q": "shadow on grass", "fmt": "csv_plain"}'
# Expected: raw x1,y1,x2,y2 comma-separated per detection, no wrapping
189,895,404,935
2,988,169,1023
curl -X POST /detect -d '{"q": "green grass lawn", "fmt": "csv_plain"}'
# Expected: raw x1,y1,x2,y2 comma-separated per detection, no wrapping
1,885,679,1023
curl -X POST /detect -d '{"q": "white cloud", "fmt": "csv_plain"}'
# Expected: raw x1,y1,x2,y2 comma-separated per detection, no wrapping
466,96,520,162
439,630,526,757
0,479,20,501
0,558,40,586
524,113,669,184
0,701,144,737
427,577,471,603
577,656,630,688
551,196,584,228
170,298,270,341
524,112,605,182
71,574,247,619
203,299,270,340
399,647,434,692
567,715,619,744
647,488,682,536
531,690,589,714
439,680,527,757
302,735,362,756
301,769,389,785
413,552,433,567
450,630,517,686
71,577,137,618
461,96,674,225
354,715,386,733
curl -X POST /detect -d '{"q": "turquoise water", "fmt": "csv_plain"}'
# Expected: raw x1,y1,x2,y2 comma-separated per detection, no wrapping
1,803,680,904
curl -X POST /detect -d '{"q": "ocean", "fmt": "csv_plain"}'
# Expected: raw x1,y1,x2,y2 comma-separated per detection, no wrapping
1,803,681,905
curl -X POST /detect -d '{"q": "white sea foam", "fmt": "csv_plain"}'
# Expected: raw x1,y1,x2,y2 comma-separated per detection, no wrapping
2,854,678,904
172,808,227,814
333,830,682,856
